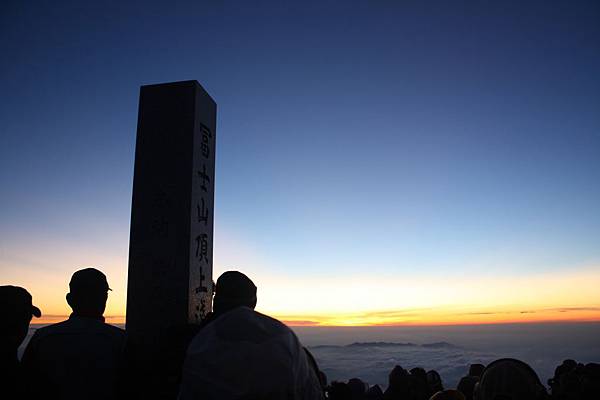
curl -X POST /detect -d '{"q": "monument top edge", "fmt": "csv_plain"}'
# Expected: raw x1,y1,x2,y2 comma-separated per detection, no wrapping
140,80,215,101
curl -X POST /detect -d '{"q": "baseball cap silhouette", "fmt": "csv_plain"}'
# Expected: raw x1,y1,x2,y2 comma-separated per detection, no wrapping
69,268,112,293
0,285,42,319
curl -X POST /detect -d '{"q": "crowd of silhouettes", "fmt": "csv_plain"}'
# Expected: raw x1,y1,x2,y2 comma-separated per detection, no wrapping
324,358,600,400
2,267,599,400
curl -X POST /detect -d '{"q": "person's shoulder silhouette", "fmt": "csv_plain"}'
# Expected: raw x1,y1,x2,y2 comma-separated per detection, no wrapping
0,285,41,398
179,271,323,400
21,268,126,400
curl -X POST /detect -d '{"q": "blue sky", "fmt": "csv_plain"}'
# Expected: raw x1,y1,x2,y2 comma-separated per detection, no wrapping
1,1,599,321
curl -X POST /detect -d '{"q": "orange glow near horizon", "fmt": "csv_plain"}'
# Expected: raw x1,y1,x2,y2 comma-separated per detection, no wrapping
31,308,600,327
255,265,600,327
8,249,600,328
276,306,600,327
33,315,127,325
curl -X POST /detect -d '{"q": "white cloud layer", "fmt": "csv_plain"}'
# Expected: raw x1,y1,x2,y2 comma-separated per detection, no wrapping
295,322,600,389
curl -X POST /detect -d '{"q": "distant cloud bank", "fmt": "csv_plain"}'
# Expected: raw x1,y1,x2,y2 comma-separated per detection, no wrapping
309,341,497,389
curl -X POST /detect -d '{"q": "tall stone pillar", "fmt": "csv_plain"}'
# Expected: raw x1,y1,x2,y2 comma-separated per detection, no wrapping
126,80,216,351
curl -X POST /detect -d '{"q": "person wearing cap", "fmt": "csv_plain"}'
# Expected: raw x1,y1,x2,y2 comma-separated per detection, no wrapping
21,268,126,400
178,271,324,400
0,285,41,398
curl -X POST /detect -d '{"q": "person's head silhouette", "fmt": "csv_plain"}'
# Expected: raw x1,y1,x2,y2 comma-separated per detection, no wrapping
212,271,257,315
457,375,479,400
388,365,410,392
0,286,41,350
474,358,547,400
66,268,111,318
427,369,444,393
469,363,485,378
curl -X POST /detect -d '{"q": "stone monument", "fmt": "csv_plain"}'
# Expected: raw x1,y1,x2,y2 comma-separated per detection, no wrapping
126,80,216,351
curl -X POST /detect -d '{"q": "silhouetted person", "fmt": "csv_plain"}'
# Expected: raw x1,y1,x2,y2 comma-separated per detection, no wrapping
178,271,323,399
21,268,126,400
0,286,41,398
365,384,384,400
468,364,485,378
548,359,578,399
427,370,444,396
384,365,411,400
410,367,430,400
348,377,367,399
456,376,479,400
328,381,352,400
582,363,600,399
457,364,484,400
473,358,548,400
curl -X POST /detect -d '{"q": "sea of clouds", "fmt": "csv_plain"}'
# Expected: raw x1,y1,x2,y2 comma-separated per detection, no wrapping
307,341,496,389
294,322,600,390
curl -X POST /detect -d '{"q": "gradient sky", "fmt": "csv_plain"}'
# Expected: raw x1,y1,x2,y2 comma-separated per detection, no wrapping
1,1,599,325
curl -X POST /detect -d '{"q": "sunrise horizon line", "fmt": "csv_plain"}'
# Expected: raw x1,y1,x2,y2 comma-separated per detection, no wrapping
29,315,600,327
